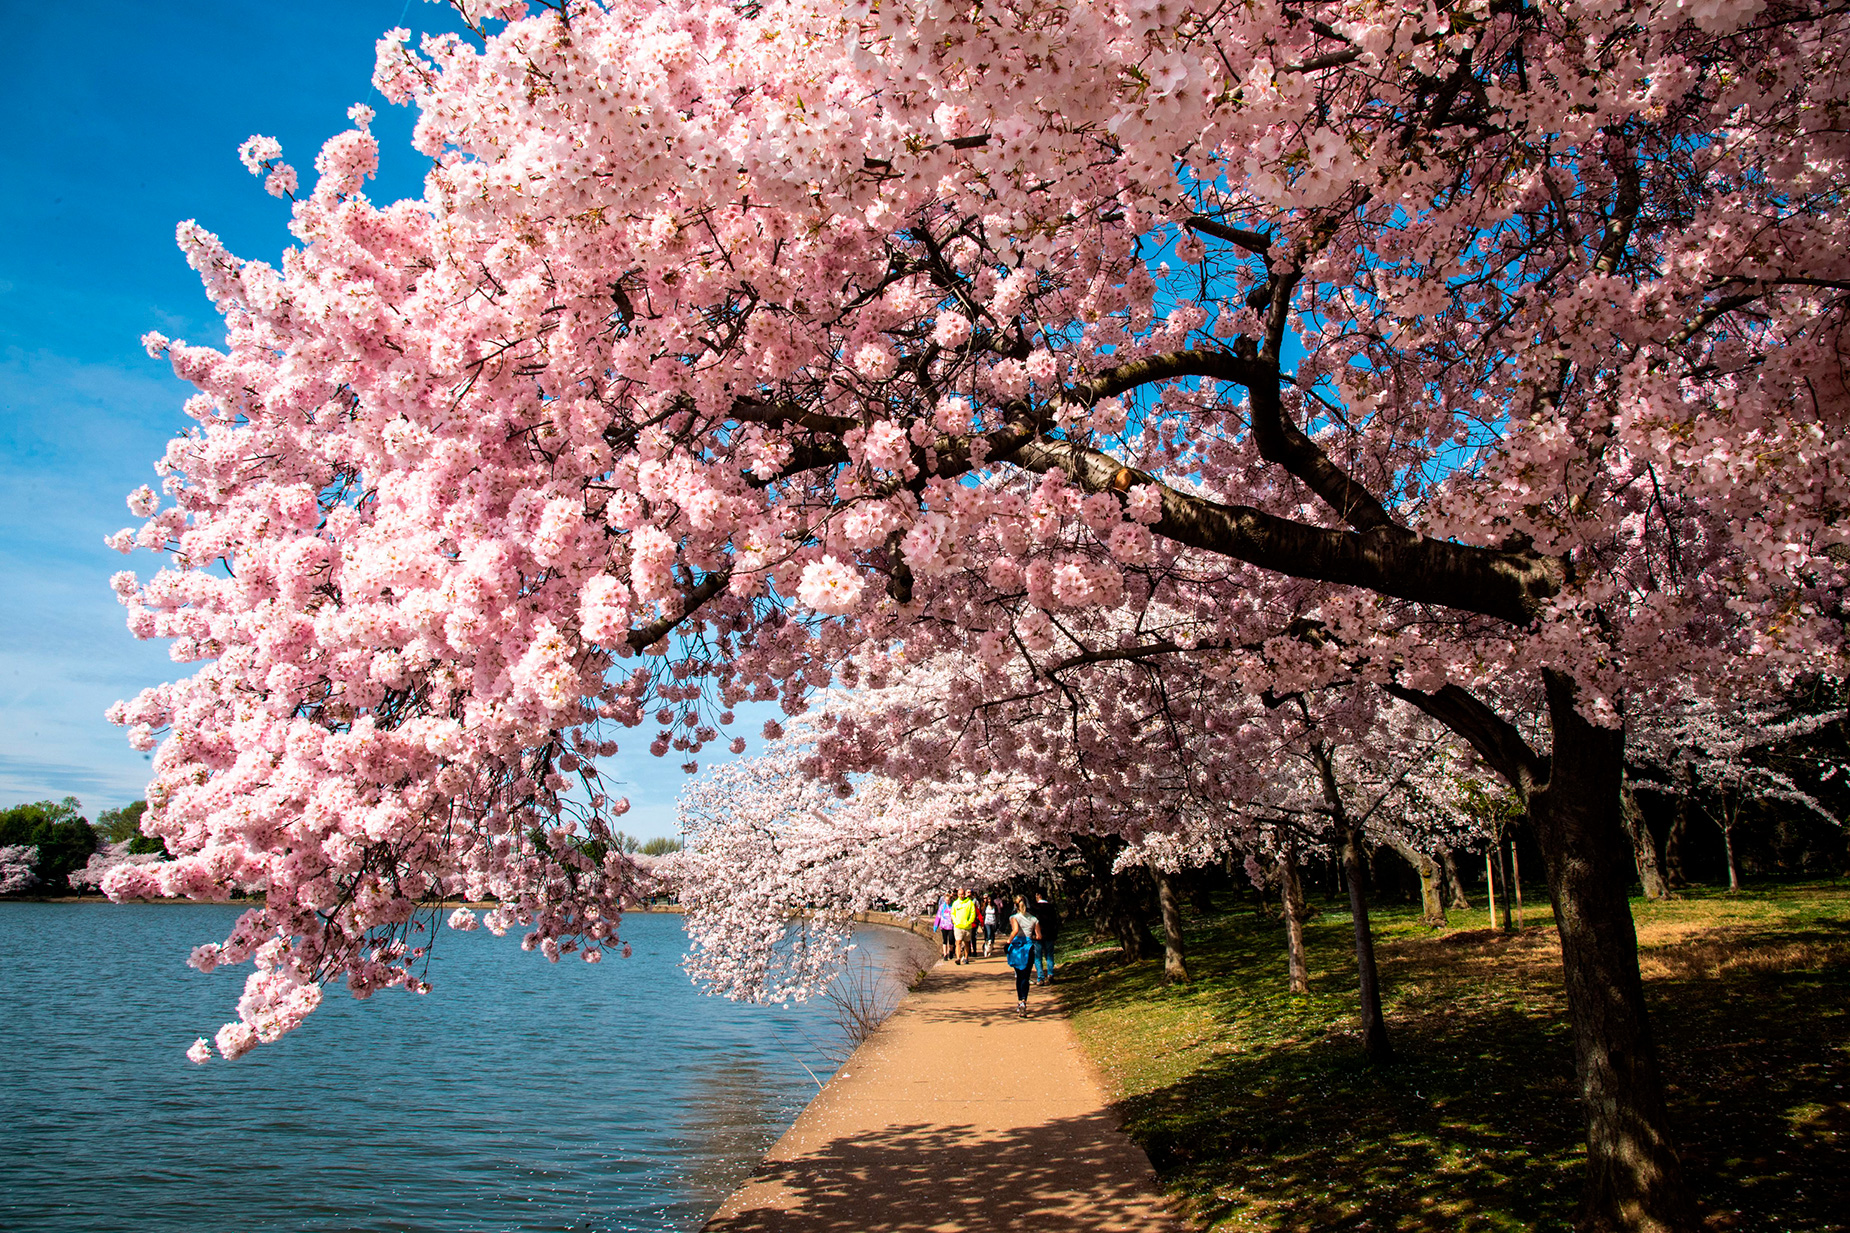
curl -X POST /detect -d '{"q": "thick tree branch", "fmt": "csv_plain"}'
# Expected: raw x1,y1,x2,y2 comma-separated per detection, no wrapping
626,569,730,651
1003,437,1560,626
1061,347,1270,406
1384,681,1547,794
1184,216,1272,254
1068,345,1400,534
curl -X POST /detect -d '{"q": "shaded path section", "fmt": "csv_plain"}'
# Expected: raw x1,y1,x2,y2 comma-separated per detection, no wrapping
704,953,1182,1232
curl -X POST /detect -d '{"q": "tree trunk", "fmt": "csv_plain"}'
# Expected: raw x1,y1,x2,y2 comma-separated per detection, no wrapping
1110,870,1160,960
1390,837,1446,926
1304,734,1392,1063
1279,843,1311,994
1248,860,1278,921
1531,671,1694,1233
1148,860,1191,983
1186,870,1216,915
1440,848,1474,910
1622,778,1671,900
1719,796,1741,891
1662,793,1691,889
1073,836,1160,962
1339,822,1392,1062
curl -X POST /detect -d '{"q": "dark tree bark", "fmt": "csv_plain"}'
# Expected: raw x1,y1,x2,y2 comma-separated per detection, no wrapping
1339,822,1392,1061
1397,676,1697,1233
1186,871,1216,915
1440,848,1474,910
1073,836,1159,962
1718,793,1742,891
1530,673,1695,1233
1279,842,1311,993
1110,868,1161,960
1662,786,1693,889
1247,860,1278,921
1306,736,1391,1062
1147,860,1191,983
1622,778,1671,900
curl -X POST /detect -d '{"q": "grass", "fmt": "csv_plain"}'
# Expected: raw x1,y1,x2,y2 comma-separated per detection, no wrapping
1059,881,1850,1233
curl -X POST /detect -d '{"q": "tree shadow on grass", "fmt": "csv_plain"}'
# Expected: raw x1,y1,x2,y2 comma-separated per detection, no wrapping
1059,900,1850,1232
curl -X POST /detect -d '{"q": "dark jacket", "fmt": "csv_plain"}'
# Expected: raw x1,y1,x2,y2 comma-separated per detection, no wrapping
1032,897,1060,945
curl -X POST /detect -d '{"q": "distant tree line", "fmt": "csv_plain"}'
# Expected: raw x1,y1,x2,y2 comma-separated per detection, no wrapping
0,798,161,896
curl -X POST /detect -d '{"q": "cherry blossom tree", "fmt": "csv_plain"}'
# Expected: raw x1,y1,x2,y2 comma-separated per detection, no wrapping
1627,689,1845,890
675,727,1050,1002
69,840,166,895
0,846,38,897
103,1,1850,1226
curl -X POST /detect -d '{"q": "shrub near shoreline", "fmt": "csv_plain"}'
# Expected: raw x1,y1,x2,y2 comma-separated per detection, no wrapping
1061,883,1850,1233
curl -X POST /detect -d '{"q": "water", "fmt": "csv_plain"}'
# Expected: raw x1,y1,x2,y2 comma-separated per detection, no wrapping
0,904,918,1232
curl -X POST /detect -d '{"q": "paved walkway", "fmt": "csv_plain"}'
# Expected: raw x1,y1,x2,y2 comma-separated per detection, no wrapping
704,951,1183,1233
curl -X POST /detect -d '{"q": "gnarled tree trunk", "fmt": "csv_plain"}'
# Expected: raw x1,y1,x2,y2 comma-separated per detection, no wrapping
1441,848,1474,910
1389,837,1446,926
1622,777,1671,900
1532,672,1694,1233
1147,859,1191,983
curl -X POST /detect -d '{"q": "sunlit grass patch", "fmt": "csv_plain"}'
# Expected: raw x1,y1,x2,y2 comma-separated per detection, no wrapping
1063,880,1850,1232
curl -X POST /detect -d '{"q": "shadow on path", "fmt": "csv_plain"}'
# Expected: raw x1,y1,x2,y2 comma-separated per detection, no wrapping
707,1112,1171,1232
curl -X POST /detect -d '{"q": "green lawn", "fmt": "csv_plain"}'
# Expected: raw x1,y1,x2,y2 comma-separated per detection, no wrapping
1059,881,1850,1232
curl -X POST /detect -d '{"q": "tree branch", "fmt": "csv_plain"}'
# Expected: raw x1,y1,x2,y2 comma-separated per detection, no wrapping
626,570,731,651
1383,682,1547,794
1002,436,1560,626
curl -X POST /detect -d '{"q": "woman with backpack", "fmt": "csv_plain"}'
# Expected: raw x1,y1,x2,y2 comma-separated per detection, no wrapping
933,893,955,961
1004,895,1041,1017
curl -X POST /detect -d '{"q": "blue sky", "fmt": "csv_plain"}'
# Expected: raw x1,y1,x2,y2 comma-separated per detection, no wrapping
0,1,694,837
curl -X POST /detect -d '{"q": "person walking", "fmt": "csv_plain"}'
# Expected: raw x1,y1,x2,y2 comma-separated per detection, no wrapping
980,895,998,958
1031,891,1060,985
951,887,979,964
1005,895,1040,1017
933,894,955,961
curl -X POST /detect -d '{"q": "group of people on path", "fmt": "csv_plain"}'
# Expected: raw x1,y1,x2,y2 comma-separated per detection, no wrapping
931,888,1060,1017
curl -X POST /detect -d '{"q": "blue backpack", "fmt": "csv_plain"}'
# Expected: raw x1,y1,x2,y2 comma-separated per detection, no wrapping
1006,933,1035,971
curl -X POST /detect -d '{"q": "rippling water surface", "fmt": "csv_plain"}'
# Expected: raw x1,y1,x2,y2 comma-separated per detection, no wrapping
0,904,912,1232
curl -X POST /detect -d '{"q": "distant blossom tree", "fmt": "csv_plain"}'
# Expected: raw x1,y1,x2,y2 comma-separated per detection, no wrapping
0,846,38,897
69,840,166,895
1627,691,1846,890
102,2,1850,1228
675,725,1049,1002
